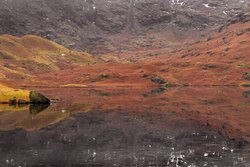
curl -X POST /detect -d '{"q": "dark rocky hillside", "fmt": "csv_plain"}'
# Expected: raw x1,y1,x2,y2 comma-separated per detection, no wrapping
0,0,249,52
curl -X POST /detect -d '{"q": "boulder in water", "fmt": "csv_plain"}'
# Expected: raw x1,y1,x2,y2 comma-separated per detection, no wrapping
29,91,50,104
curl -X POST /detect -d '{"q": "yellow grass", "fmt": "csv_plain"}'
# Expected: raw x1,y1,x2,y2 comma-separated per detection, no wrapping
0,109,70,131
0,73,6,79
60,84,88,88
0,84,30,102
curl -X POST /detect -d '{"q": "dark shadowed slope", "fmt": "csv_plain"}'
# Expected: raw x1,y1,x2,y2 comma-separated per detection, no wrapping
0,0,249,53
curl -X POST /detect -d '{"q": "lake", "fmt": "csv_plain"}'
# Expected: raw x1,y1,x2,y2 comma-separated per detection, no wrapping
0,87,250,166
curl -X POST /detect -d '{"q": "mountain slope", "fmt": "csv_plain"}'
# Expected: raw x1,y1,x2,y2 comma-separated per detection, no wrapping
0,35,96,82
28,20,250,87
0,1,249,87
0,0,249,53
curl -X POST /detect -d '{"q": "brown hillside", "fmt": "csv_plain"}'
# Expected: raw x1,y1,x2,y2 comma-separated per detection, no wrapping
0,35,96,83
19,21,249,88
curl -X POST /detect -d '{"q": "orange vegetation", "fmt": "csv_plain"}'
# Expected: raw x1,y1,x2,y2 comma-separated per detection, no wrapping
0,21,249,87
4,21,250,89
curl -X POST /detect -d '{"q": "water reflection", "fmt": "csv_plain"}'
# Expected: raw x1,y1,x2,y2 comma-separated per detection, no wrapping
0,103,49,114
0,87,249,166
30,103,50,115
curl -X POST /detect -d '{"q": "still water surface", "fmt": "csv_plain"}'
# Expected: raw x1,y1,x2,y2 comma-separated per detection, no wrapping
0,87,249,167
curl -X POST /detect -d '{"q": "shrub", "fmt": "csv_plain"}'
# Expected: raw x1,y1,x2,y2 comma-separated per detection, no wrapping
165,82,174,88
99,74,109,79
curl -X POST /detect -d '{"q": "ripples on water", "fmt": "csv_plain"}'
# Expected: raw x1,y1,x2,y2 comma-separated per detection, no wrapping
0,87,249,166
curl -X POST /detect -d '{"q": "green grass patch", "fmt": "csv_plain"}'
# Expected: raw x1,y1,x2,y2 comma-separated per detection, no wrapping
165,82,174,88
99,74,110,79
238,64,250,69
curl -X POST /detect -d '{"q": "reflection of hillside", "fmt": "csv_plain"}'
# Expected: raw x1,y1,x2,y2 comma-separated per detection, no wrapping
0,107,68,131
0,87,249,142
0,100,93,131
0,104,29,112
39,87,250,142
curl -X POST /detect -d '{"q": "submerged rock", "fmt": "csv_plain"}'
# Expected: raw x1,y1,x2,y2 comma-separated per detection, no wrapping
29,91,50,104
